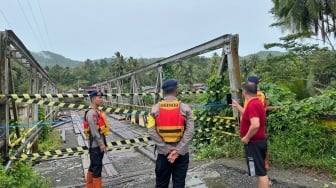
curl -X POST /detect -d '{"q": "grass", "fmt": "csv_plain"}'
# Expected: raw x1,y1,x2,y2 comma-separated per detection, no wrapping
38,129,63,152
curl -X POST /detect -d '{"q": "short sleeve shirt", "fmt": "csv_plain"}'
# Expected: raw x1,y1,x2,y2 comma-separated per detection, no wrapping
240,98,266,141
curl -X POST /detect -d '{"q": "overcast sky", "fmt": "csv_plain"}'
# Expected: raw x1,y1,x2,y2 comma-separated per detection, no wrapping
0,0,285,61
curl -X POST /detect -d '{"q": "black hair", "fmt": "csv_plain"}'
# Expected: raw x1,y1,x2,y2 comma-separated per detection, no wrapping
242,82,257,95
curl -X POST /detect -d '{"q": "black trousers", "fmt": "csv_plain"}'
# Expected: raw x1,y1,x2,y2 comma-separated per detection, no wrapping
155,153,189,188
88,147,104,178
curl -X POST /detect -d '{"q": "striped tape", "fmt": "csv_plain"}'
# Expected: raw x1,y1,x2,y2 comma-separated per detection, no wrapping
194,116,237,124
106,101,152,109
13,99,240,121
10,137,151,161
14,98,149,115
10,122,237,161
0,93,86,99
11,143,155,161
0,90,226,99
195,127,238,137
1,115,237,129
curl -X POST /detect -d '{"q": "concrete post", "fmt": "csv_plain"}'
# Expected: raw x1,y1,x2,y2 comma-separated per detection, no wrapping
225,34,242,118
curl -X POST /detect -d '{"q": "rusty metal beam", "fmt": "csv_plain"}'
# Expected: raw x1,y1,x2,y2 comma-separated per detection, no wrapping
4,30,55,86
96,34,233,86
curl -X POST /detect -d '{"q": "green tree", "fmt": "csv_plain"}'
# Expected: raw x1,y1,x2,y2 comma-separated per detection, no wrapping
270,0,336,49
208,52,221,75
307,49,336,88
162,64,174,81
114,52,127,77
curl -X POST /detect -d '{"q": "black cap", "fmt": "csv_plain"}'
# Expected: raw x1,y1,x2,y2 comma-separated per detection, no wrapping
247,75,259,84
89,91,103,99
162,79,178,92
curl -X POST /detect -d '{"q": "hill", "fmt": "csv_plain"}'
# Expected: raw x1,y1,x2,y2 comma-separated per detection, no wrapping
241,50,285,59
30,50,285,69
31,51,83,68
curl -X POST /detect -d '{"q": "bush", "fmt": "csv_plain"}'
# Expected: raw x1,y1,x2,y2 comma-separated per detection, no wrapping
267,89,336,175
194,134,243,160
0,162,49,188
38,129,62,152
192,74,239,156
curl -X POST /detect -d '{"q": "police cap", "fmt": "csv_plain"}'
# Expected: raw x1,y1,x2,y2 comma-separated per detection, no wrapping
162,79,178,92
247,75,259,85
89,90,103,99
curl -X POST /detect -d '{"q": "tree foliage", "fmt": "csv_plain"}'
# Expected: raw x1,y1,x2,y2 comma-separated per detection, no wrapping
44,52,222,92
270,0,336,49
266,89,336,174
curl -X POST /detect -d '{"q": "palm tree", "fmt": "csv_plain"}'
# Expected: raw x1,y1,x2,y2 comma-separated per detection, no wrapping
270,0,336,49
175,60,188,83
128,57,138,70
113,52,127,77
208,52,220,75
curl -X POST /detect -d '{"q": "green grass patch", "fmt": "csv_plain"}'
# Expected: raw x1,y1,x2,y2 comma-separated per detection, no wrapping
193,135,243,160
38,127,62,152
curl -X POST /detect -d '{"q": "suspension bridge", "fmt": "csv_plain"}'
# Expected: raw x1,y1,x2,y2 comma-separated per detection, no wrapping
1,30,325,187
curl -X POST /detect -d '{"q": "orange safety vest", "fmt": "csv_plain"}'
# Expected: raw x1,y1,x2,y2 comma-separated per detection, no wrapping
244,91,267,109
155,100,185,143
83,110,110,139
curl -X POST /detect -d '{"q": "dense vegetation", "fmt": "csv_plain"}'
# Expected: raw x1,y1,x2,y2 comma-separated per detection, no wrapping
0,108,52,187
43,52,223,92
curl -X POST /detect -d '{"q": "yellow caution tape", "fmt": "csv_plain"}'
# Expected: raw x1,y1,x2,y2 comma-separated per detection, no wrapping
14,98,149,115
10,136,152,161
11,143,155,161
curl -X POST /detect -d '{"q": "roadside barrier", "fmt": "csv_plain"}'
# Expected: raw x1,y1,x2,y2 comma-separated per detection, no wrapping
0,115,237,130
10,136,151,161
13,99,238,121
9,119,238,161
11,143,155,161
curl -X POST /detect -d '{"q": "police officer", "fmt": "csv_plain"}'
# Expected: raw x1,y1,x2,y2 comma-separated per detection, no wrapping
147,79,194,188
85,91,109,188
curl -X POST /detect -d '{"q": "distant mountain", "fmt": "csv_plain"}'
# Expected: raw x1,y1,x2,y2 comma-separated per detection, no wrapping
241,50,286,59
31,51,83,68
30,50,285,69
